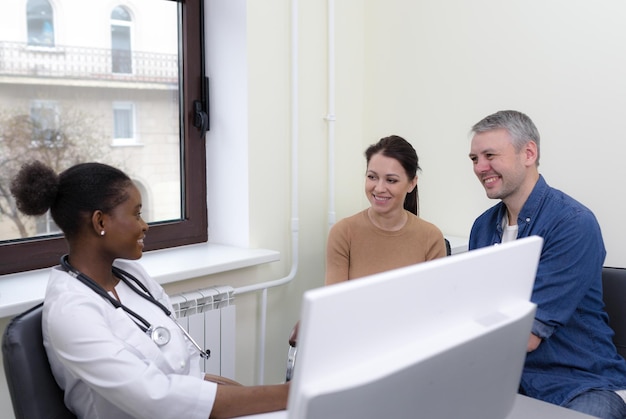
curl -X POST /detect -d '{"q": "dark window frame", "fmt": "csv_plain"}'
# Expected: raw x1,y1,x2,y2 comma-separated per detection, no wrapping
0,0,207,275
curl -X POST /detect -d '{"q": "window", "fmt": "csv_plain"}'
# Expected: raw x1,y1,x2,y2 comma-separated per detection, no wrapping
111,6,133,74
112,102,137,145
35,212,60,236
0,0,207,275
27,0,55,47
30,100,62,148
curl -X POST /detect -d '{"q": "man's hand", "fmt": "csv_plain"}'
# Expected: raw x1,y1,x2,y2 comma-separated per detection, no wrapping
527,333,542,352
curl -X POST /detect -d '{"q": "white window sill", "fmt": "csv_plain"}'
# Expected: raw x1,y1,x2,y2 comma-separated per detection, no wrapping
111,139,143,147
0,243,280,318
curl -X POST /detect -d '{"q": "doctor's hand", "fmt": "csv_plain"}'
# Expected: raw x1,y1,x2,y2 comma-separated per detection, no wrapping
210,382,289,418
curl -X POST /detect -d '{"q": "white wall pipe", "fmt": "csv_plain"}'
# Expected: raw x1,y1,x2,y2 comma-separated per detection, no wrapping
233,0,300,385
233,0,338,384
326,0,336,229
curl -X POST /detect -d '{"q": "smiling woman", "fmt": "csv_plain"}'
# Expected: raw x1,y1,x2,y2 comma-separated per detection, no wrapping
8,160,289,419
325,135,448,285
288,135,449,348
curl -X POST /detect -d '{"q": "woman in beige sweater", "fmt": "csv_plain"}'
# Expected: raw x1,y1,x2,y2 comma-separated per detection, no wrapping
325,135,446,285
288,136,446,351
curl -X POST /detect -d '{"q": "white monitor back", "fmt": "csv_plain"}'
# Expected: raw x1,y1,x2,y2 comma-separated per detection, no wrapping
288,236,543,419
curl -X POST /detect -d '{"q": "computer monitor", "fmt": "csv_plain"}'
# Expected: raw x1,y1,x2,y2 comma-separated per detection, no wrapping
287,236,543,419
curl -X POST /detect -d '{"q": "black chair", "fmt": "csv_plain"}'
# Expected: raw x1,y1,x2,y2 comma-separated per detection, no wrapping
2,303,77,419
602,267,626,360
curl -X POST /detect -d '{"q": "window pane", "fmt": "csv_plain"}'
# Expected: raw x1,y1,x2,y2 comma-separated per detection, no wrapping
1,0,207,275
27,0,55,47
111,6,131,21
30,100,60,147
0,1,182,243
113,103,135,140
111,7,132,75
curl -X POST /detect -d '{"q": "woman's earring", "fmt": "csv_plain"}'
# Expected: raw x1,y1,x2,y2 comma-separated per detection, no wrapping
100,230,106,236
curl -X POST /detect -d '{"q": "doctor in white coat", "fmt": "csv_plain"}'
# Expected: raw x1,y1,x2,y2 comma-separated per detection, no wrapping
10,160,289,419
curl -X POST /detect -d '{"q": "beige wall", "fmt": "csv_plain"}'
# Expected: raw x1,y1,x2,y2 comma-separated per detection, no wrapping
3,0,626,416
359,0,626,268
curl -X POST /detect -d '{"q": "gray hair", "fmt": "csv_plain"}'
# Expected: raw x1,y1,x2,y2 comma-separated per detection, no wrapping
471,110,541,166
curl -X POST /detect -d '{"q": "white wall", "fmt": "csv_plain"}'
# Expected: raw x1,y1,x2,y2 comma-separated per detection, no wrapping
358,0,626,267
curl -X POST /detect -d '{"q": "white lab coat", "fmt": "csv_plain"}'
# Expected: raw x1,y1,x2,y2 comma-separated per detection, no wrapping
43,260,217,419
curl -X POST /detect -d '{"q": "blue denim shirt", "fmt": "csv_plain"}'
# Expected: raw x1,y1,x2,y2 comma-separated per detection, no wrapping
469,175,626,406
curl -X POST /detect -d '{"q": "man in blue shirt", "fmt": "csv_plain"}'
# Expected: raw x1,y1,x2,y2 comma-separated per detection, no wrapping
468,110,626,419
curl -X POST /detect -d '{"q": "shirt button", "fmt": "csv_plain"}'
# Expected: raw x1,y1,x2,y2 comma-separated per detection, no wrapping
525,218,530,223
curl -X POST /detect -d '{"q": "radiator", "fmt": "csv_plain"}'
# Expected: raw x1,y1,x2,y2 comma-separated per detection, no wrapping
170,286,236,379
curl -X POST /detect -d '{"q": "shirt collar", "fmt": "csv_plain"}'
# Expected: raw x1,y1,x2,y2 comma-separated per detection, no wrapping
495,174,547,229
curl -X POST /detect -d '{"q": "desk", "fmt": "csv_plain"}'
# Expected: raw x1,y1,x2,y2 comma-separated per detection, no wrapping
237,394,598,419
505,395,597,418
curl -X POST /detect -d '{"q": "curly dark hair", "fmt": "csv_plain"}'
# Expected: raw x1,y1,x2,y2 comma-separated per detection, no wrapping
10,161,132,238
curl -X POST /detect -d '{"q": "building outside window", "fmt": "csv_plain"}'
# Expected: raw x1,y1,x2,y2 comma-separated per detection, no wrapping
35,212,60,236
0,0,208,274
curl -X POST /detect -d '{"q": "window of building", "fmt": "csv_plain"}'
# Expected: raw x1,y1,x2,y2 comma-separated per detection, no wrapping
112,102,137,145
0,0,207,275
111,6,133,74
29,100,62,148
27,0,55,47
35,212,60,236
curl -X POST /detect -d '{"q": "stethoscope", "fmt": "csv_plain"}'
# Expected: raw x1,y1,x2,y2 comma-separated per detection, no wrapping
60,255,211,359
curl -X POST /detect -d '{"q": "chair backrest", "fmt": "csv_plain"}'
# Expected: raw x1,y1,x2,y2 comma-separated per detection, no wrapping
2,303,77,419
602,267,626,360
